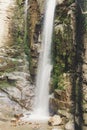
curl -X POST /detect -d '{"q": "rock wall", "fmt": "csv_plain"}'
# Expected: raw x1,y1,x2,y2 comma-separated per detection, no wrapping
37,0,45,13
29,0,76,112
0,0,15,47
0,0,86,129
82,1,87,129
50,0,76,112
0,0,35,119
28,0,41,80
28,0,68,80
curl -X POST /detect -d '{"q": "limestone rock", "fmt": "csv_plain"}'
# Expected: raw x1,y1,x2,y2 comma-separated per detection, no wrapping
56,0,65,5
54,89,67,101
49,98,58,114
83,113,87,125
83,104,87,112
82,126,87,130
58,110,72,119
48,115,62,126
0,0,15,47
49,96,71,114
14,113,24,120
55,24,64,35
65,121,74,130
84,94,87,102
11,118,17,123
49,80,55,94
37,0,45,13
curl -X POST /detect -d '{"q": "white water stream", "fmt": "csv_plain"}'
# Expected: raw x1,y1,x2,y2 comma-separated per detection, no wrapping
24,0,28,23
30,0,56,120
24,0,28,45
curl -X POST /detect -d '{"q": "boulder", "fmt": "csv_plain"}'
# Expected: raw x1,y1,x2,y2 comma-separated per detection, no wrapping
58,110,71,118
11,118,17,123
65,121,74,130
49,98,58,114
49,80,55,94
82,126,87,130
83,113,87,125
54,89,67,101
56,0,65,5
48,115,62,126
14,113,24,120
49,97,71,114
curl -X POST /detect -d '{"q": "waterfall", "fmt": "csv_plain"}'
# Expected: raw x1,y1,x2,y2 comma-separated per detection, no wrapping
24,0,28,23
31,0,56,120
24,0,28,45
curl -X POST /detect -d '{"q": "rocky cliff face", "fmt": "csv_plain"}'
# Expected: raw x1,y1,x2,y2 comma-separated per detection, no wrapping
28,0,74,118
29,0,74,99
0,0,87,129
29,0,87,128
28,0,41,80
0,0,15,47
82,1,87,128
0,0,34,119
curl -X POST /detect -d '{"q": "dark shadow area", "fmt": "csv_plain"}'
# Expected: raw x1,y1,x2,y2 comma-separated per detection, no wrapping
71,1,85,130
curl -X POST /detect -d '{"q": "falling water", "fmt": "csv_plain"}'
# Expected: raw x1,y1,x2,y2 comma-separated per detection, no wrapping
31,0,56,120
24,0,28,45
24,0,28,23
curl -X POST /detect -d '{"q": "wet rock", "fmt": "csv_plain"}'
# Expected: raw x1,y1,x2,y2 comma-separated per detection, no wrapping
52,128,63,130
56,0,65,5
49,97,71,114
83,104,87,112
83,113,87,125
23,87,35,97
58,110,71,119
49,80,54,94
5,72,29,81
11,118,17,123
4,87,21,99
54,89,67,101
84,94,87,102
82,126,87,130
14,113,24,120
0,98,15,122
37,0,44,13
48,115,62,126
55,24,64,35
49,98,58,114
0,0,15,47
0,121,4,125
65,121,74,130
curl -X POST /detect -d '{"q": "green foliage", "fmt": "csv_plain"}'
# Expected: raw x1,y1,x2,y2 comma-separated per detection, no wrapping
0,79,15,88
52,65,64,89
11,0,25,47
52,3,75,90
16,0,24,6
0,61,20,75
11,0,31,62
0,81,10,88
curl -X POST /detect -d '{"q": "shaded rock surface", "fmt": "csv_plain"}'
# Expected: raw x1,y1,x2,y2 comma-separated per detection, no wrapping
49,88,72,115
